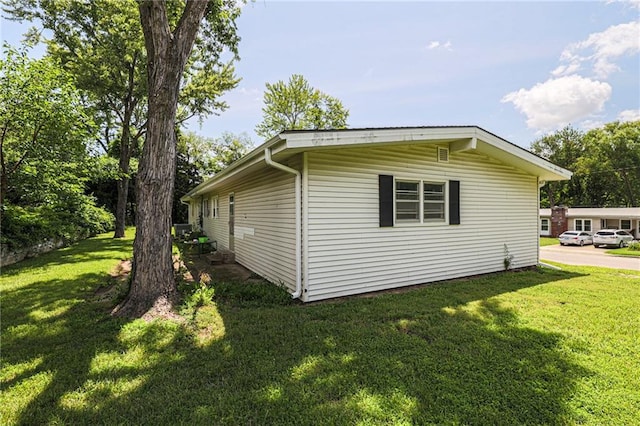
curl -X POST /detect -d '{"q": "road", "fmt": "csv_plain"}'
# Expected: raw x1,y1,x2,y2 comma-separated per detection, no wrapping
540,245,640,271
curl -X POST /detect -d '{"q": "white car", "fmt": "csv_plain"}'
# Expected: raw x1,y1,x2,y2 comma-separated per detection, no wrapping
559,231,593,246
593,229,634,248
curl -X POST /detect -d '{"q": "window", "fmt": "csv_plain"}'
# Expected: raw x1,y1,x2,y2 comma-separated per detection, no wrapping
621,219,631,230
380,175,458,227
575,219,591,232
423,182,445,221
395,180,446,223
229,193,235,216
212,197,219,219
203,198,211,218
541,218,550,232
395,181,419,221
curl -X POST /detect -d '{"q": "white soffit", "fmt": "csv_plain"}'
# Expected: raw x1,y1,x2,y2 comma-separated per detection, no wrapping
282,126,572,182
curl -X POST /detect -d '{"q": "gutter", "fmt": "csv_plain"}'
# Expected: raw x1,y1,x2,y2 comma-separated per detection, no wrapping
181,135,284,202
264,147,302,299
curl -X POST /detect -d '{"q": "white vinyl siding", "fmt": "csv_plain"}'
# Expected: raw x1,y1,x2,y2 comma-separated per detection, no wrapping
200,158,299,292
305,144,539,302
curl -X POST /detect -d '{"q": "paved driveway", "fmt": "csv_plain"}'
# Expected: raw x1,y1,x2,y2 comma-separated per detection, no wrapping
540,245,640,271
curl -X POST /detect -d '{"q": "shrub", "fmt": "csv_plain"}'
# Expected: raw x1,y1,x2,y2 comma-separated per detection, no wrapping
1,201,114,250
184,283,216,310
75,201,116,235
627,241,640,251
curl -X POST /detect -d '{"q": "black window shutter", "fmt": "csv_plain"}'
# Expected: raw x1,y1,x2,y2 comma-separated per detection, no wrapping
379,175,394,227
449,180,460,225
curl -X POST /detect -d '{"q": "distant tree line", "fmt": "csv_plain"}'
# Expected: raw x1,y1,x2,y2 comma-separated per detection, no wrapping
532,121,640,208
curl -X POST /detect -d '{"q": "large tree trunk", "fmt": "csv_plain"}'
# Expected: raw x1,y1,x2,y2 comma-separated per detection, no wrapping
117,92,177,316
114,0,208,317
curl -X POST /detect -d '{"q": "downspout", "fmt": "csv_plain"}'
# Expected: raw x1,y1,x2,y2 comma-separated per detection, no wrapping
264,147,302,299
537,179,546,266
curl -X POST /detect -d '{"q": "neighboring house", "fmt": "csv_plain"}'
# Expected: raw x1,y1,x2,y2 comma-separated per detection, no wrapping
182,126,571,302
540,207,640,238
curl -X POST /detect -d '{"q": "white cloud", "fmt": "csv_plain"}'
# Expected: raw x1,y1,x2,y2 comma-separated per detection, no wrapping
618,109,640,121
556,21,640,79
502,75,612,130
426,40,452,51
550,63,581,77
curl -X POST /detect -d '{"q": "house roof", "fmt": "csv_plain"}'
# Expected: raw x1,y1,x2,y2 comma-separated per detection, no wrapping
182,125,572,201
540,207,640,219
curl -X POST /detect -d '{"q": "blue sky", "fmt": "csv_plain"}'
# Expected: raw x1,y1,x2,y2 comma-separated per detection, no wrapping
191,0,640,147
2,1,639,148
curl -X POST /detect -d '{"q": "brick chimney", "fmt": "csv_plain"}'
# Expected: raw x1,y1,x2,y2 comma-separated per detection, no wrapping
551,206,568,237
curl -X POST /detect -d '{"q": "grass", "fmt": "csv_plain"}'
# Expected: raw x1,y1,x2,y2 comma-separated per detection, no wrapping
2,231,640,425
540,237,559,246
605,247,640,257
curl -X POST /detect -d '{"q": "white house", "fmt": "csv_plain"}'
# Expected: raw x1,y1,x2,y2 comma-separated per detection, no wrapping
181,126,571,302
540,207,640,238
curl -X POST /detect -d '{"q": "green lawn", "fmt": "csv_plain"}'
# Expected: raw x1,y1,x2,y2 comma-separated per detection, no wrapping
606,247,640,257
540,236,559,246
2,232,639,425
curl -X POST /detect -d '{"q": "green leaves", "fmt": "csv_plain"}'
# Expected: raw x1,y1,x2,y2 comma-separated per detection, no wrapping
581,121,640,206
255,74,350,139
0,45,94,204
173,131,252,222
4,0,243,234
531,121,640,207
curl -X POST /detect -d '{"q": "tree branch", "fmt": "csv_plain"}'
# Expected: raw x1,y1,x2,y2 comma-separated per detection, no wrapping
138,1,171,92
174,0,209,64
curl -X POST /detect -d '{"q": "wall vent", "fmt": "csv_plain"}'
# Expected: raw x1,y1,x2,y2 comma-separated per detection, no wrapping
437,146,449,163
